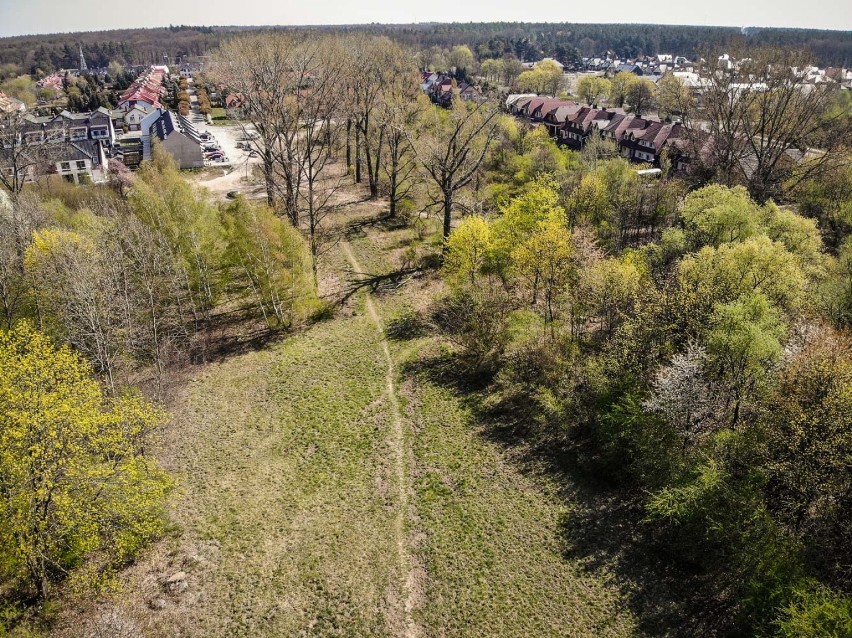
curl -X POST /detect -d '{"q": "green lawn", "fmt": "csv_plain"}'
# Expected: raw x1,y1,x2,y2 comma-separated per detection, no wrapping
402,365,636,636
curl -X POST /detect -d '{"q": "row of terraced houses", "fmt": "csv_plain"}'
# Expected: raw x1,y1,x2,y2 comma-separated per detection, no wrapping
506,94,691,172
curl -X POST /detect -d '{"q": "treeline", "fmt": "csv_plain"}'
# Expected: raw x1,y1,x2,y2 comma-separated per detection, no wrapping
0,145,318,617
0,146,318,394
0,26,224,77
329,22,852,66
1,22,849,79
432,104,852,634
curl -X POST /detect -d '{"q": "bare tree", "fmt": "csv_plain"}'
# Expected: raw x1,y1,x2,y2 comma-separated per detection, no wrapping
692,46,850,202
345,36,412,199
292,40,348,280
101,211,191,395
501,55,524,89
378,73,423,218
0,191,45,328
210,34,302,222
412,99,499,239
0,111,67,197
213,34,352,244
26,228,127,392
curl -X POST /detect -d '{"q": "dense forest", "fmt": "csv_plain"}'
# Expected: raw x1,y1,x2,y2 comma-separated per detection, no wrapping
0,25,224,76
0,22,849,77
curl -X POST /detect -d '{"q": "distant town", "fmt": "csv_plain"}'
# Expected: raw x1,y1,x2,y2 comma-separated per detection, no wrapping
2,46,850,188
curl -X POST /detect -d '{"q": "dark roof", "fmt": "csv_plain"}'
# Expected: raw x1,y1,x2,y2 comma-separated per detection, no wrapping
65,140,100,161
616,64,643,75
150,111,176,140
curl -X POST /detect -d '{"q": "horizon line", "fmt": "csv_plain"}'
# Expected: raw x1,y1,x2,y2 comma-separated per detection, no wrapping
3,20,851,40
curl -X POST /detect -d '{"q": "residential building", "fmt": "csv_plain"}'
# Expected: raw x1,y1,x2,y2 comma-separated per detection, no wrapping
147,109,204,168
1,108,114,184
118,66,167,111
0,91,26,113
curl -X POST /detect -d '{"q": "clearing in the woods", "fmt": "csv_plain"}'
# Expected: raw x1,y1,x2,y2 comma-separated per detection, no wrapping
59,185,639,637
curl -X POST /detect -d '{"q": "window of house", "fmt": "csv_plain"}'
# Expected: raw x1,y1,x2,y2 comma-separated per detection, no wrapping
76,160,86,170
60,162,71,171
70,127,87,140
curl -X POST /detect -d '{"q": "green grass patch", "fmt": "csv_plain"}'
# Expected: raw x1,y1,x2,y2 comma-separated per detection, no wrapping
151,310,405,636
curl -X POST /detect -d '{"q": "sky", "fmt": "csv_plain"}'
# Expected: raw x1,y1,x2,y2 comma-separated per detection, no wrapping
0,0,850,38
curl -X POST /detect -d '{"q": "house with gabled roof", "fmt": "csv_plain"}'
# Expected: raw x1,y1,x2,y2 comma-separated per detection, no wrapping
561,107,621,148
456,82,483,102
541,102,582,138
506,95,536,116
55,140,108,184
505,93,537,113
1,108,113,185
614,63,643,76
147,110,204,169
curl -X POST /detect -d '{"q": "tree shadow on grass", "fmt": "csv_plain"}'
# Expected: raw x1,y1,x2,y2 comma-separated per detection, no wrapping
401,349,734,638
189,306,287,365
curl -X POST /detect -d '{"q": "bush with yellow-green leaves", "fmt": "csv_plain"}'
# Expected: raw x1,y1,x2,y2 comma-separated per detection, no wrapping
0,323,172,601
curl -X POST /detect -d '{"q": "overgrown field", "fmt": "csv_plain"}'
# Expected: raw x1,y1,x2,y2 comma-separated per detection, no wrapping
54,208,638,637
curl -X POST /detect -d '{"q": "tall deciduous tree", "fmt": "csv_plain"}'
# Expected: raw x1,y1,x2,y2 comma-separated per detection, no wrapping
221,198,315,327
25,228,127,391
413,99,499,239
346,36,404,198
576,75,611,106
758,328,852,585
627,78,657,117
511,215,575,328
693,46,850,203
378,79,424,218
501,55,524,89
479,58,503,84
656,73,694,123
517,60,563,95
608,71,639,109
209,34,296,215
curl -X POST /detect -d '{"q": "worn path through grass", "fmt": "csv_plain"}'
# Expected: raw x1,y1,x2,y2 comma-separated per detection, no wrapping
61,203,640,637
340,240,421,638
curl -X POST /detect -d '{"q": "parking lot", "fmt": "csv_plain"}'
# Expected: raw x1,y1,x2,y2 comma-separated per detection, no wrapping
188,123,265,199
